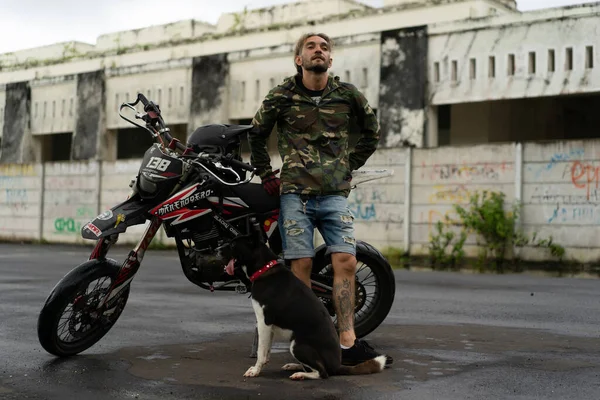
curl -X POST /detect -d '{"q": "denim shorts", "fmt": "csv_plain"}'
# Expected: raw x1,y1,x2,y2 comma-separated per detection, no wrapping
278,194,356,260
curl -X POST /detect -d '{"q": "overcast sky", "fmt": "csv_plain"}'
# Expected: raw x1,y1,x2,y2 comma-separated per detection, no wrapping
0,0,594,54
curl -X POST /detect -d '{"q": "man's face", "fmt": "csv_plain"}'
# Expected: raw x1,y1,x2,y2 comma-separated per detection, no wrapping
296,35,332,73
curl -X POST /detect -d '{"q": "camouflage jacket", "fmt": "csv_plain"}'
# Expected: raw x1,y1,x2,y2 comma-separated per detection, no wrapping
248,74,380,197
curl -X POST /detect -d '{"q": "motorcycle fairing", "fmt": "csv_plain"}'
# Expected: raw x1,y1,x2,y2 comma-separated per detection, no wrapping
81,194,154,240
136,144,185,201
226,182,279,214
148,182,217,225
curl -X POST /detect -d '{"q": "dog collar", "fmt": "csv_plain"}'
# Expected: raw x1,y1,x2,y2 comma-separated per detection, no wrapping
249,260,279,282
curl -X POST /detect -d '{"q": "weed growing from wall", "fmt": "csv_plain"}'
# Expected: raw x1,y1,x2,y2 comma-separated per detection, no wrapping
381,246,409,269
428,190,565,272
428,220,467,270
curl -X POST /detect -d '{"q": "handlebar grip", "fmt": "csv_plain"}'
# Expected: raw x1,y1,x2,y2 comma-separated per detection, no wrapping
175,141,187,152
137,93,150,107
226,158,256,172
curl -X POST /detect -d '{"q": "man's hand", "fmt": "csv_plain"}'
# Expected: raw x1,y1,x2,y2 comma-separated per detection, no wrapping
261,170,280,196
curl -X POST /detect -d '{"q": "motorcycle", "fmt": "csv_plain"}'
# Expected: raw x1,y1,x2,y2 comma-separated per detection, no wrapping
37,93,396,357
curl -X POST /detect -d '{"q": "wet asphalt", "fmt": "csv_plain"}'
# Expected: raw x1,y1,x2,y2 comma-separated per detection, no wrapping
0,243,599,400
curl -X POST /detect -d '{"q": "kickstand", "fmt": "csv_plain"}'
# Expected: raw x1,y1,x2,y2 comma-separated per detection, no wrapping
250,325,258,358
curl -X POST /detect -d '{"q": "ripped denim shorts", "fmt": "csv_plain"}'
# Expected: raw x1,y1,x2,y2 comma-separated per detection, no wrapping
278,194,356,260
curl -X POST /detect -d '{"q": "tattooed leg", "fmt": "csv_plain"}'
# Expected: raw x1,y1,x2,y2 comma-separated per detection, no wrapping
331,253,357,347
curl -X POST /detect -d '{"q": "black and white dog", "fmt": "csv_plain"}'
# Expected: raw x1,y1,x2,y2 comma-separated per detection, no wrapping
224,225,387,380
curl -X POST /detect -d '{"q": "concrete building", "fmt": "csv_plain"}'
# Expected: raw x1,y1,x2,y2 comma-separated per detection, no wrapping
1,0,598,164
2,0,600,263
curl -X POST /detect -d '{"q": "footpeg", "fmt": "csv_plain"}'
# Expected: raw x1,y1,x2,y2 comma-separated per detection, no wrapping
235,284,247,294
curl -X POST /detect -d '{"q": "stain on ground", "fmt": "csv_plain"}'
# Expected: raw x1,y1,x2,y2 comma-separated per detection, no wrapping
108,323,600,398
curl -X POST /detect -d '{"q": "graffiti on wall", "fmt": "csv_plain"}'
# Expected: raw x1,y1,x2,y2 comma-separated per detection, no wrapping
416,159,513,237
0,165,35,176
428,184,473,204
53,206,96,235
528,147,600,225
347,185,403,223
2,187,30,213
422,185,473,234
529,148,585,180
421,162,513,182
44,168,98,236
0,165,37,214
571,160,600,201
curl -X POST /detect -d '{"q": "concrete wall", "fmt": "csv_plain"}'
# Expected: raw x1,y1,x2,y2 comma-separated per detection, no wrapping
0,87,5,143
105,62,192,129
217,0,368,32
0,42,95,67
190,54,230,130
428,4,600,105
0,82,31,163
3,138,599,264
409,143,516,256
0,0,504,73
30,76,77,135
1,1,597,162
0,0,485,83
0,164,43,240
384,0,517,10
522,140,600,262
96,20,216,51
379,26,428,148
72,71,105,160
346,149,406,251
42,161,99,243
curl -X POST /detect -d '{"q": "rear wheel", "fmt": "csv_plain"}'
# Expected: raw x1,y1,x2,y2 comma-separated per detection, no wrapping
311,241,396,339
37,260,130,357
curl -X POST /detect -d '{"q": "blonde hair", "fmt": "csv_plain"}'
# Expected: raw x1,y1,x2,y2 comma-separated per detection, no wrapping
293,32,334,74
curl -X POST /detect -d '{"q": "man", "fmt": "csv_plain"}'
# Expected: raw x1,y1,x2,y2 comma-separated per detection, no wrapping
248,32,392,367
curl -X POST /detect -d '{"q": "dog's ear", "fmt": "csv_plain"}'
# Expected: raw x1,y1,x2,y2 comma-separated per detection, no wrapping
228,234,254,258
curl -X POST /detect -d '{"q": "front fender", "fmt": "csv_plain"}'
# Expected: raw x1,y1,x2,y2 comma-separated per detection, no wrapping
81,194,152,240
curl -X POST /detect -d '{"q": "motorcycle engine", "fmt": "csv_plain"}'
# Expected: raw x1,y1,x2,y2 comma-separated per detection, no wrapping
193,247,229,282
182,226,230,283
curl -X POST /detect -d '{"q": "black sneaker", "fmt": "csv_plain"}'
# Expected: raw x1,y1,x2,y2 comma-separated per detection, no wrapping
341,339,393,367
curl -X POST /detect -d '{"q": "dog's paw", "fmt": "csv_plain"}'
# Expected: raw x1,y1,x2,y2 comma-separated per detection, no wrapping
243,366,261,378
289,371,321,380
281,363,303,371
289,372,306,380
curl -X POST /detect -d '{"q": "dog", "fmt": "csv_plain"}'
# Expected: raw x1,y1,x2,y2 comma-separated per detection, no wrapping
223,225,387,380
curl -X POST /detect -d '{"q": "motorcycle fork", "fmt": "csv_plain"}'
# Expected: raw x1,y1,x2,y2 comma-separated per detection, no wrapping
89,235,116,260
97,217,163,310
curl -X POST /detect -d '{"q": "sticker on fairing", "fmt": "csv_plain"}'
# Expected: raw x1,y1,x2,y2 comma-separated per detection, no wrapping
97,210,113,220
85,222,102,237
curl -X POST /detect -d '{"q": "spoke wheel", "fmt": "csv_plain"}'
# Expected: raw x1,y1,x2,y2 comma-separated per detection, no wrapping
38,259,130,357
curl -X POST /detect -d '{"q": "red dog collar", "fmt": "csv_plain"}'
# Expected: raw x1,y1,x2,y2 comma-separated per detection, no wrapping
249,260,279,282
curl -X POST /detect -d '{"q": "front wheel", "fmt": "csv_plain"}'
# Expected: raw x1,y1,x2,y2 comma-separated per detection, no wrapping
37,259,130,357
311,241,396,339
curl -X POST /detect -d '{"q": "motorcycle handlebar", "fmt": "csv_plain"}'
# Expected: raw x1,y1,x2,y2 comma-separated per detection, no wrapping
197,153,255,172
137,92,150,108
133,92,188,152
224,157,256,172
125,93,256,173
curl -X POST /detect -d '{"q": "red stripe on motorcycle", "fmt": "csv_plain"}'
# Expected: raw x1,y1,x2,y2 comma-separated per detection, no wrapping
149,184,199,215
